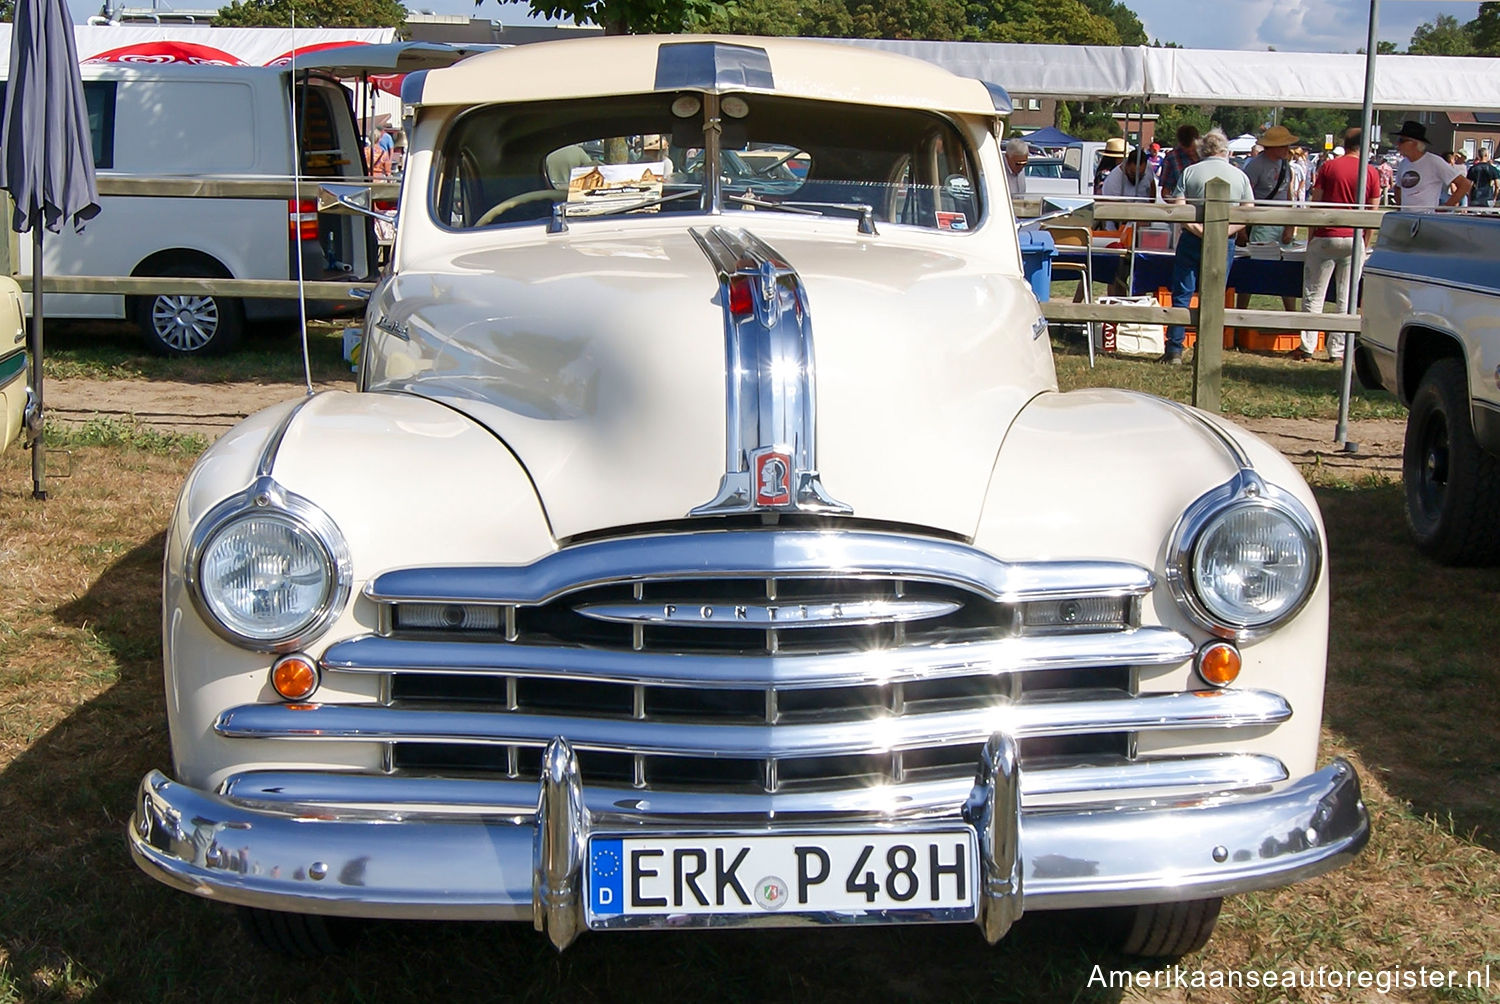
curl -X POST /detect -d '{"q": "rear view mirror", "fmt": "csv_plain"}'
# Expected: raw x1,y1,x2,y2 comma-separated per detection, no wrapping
319,183,398,224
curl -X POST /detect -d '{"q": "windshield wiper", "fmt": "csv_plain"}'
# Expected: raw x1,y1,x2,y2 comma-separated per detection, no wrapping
727,193,879,236
549,188,701,232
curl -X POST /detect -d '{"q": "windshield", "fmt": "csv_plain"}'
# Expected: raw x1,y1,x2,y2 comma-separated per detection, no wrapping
432,92,981,233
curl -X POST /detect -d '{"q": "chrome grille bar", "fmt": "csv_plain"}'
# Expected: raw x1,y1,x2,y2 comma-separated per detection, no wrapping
219,754,1290,819
216,689,1291,758
321,628,1195,690
365,530,1155,606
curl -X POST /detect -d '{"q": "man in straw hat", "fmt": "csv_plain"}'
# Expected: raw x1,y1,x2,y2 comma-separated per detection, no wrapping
1237,124,1302,334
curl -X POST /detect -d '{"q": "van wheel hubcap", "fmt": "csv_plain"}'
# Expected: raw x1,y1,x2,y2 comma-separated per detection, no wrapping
153,294,219,351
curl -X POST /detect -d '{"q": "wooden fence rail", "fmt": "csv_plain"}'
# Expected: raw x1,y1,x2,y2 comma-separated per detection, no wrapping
13,176,1385,409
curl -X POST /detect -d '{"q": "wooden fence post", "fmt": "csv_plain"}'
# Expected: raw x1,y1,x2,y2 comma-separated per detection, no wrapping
1193,176,1231,413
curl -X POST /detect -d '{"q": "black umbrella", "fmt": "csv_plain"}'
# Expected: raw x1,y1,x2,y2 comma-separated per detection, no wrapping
0,0,100,500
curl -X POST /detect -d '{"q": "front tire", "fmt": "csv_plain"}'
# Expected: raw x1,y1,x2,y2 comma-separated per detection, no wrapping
1114,898,1222,957
237,907,357,958
132,264,244,356
1402,358,1500,565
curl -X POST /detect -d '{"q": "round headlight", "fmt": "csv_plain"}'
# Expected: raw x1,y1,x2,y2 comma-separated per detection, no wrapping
1191,502,1316,629
198,512,337,644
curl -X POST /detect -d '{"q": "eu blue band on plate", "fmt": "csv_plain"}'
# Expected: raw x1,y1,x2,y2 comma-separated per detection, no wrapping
590,838,624,916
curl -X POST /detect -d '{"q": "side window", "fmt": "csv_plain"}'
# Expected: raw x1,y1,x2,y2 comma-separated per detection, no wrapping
0,81,114,169
84,81,117,170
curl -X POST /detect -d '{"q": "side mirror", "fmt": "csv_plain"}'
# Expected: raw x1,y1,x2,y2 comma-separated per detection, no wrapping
1018,196,1095,230
318,183,398,225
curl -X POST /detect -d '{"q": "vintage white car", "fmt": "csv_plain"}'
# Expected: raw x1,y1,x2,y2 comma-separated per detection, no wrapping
129,35,1368,958
0,276,28,451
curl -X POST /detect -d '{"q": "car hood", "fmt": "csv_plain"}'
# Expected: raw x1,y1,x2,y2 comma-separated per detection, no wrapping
368,224,1052,541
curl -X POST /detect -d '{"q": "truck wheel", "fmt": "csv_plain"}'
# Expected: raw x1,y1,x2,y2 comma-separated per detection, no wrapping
237,907,356,958
1115,898,1222,957
1403,358,1500,565
132,265,244,356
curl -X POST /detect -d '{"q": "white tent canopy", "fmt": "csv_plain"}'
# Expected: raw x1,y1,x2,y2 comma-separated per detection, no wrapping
837,38,1500,112
1227,133,1257,153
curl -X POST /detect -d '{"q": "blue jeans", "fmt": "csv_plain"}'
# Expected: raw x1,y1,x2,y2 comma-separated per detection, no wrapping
1166,231,1236,356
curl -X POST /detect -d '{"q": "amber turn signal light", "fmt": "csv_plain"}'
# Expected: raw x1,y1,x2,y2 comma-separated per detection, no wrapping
1196,641,1242,687
271,654,320,701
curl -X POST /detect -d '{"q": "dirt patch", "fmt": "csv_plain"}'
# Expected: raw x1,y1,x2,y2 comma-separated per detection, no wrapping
44,375,353,439
43,376,1407,480
1237,415,1405,481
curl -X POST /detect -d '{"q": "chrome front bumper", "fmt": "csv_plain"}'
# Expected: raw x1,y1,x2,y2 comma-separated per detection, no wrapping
128,737,1368,949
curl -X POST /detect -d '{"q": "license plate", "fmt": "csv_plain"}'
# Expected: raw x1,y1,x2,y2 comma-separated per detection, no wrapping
586,829,977,926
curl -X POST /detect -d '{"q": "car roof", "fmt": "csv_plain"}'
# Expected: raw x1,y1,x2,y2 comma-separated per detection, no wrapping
411,34,1006,116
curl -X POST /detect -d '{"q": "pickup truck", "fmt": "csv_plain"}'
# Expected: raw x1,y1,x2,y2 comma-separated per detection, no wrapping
1360,211,1500,564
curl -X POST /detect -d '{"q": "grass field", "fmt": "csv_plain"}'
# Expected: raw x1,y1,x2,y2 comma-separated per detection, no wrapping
1,338,1496,1002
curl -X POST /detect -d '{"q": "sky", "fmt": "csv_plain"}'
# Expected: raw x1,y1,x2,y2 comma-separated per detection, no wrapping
69,0,1488,55
1128,0,1483,52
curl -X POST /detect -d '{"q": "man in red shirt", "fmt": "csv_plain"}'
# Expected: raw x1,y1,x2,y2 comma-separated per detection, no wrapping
1299,127,1380,361
1158,124,1200,197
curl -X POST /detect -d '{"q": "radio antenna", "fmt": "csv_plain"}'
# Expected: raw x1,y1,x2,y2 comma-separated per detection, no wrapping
288,6,314,395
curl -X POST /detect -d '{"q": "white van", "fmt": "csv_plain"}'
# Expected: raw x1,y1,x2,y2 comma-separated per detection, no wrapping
11,62,374,355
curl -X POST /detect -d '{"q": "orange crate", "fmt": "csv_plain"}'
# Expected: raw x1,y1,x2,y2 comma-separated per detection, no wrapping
1155,287,1237,349
1234,329,1325,353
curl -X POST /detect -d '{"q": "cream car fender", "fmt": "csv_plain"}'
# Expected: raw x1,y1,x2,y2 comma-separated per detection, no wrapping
974,388,1329,780
163,390,553,790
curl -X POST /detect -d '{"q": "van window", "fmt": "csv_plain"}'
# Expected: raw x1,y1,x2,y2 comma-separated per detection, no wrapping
84,81,117,169
0,80,115,169
297,85,350,176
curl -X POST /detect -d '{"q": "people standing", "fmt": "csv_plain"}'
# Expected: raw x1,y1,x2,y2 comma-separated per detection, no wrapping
1100,149,1158,222
1003,137,1029,198
1289,147,1310,206
1157,125,1200,203
1299,127,1381,363
1467,148,1499,207
1163,129,1255,365
1238,125,1300,318
1394,121,1472,208
1094,137,1128,194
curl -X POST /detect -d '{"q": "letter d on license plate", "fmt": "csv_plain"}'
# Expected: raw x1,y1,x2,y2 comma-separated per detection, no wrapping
587,830,977,928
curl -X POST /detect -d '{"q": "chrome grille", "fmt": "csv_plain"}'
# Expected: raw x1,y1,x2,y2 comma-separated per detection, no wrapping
226,530,1290,809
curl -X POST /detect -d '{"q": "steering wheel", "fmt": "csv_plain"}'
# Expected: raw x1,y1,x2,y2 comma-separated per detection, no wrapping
473,188,569,228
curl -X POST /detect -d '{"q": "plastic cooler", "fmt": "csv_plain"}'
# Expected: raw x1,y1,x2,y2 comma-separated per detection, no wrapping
1018,230,1055,302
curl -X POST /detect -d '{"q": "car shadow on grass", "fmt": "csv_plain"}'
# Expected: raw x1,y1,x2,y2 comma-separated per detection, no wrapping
1315,482,1500,854
0,536,1161,1003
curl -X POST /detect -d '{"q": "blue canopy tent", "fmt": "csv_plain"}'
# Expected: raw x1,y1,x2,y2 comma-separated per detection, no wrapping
1022,126,1080,146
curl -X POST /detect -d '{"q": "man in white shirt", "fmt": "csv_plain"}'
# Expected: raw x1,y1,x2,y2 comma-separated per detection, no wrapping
1099,150,1157,227
1004,137,1028,198
1393,121,1471,208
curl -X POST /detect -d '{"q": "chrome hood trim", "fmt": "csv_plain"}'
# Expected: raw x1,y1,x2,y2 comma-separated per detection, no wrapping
366,225,1052,540
689,226,849,516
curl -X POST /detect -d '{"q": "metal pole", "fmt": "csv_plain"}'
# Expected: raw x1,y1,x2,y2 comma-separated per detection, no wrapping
1336,0,1380,451
30,224,46,500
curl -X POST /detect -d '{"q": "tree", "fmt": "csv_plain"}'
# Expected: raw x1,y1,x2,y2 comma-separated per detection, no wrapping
1468,2,1500,55
490,0,729,33
1408,13,1474,56
216,0,406,25
1079,0,1146,45
964,0,1119,44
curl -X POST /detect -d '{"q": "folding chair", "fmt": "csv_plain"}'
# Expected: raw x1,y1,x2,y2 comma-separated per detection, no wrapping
1043,224,1095,366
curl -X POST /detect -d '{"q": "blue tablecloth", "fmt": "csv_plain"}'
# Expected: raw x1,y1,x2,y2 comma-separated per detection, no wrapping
1054,249,1305,298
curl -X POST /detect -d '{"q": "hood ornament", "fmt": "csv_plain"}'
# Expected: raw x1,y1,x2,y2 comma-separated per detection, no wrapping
689,226,851,517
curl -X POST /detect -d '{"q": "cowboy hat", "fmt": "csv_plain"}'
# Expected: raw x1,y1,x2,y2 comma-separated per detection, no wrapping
1394,120,1429,144
1258,125,1298,147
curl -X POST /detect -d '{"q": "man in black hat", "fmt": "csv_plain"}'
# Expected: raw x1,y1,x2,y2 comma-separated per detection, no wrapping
1394,120,1471,208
